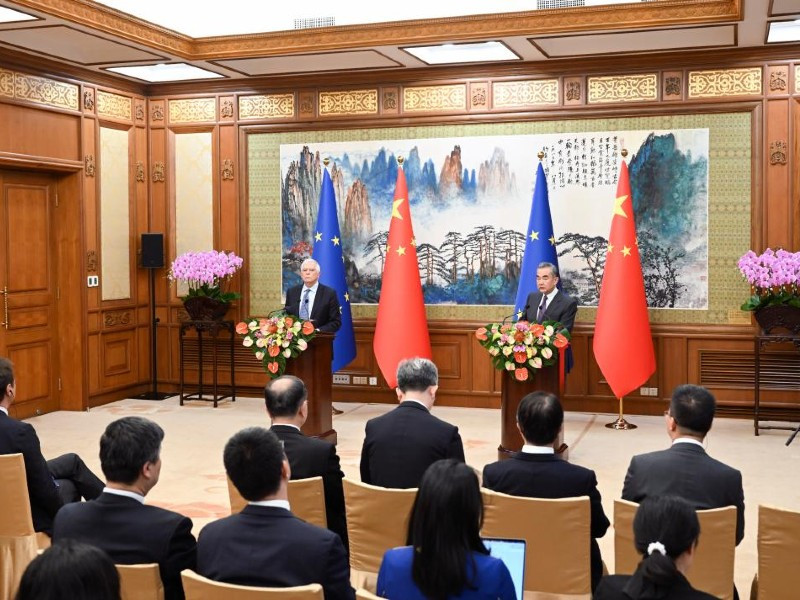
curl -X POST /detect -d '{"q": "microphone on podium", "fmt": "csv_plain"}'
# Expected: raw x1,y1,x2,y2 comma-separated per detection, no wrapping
502,304,529,324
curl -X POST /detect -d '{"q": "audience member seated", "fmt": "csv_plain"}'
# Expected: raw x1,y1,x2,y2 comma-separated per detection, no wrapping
0,357,103,535
360,358,464,489
52,417,197,600
623,384,745,545
265,375,348,550
482,391,610,591
197,427,354,600
377,459,516,599
594,496,716,600
15,539,120,600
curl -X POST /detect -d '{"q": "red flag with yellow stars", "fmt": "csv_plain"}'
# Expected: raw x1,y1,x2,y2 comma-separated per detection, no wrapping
593,160,655,399
373,166,432,388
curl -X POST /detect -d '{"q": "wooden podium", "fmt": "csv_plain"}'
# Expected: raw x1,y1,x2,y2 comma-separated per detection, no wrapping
498,356,565,460
285,332,337,444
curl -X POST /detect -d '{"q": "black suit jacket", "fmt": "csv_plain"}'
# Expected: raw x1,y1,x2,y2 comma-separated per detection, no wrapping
197,505,354,600
524,290,578,333
482,452,610,590
53,492,197,600
594,573,718,600
360,401,465,489
0,410,63,533
270,424,348,550
284,283,341,333
622,442,745,545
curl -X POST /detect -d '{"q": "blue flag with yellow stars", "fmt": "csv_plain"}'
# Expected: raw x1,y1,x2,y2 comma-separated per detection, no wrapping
312,168,356,372
514,161,560,319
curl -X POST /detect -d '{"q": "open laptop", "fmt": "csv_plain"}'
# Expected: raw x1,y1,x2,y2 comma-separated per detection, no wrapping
482,537,526,599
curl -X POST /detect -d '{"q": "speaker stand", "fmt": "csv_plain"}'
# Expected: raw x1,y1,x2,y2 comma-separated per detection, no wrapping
133,268,172,401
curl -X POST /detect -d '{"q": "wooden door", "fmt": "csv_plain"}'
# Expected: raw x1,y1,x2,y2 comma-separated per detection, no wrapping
0,171,59,418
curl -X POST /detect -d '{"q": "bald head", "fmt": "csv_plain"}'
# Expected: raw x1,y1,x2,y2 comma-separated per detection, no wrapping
264,375,308,419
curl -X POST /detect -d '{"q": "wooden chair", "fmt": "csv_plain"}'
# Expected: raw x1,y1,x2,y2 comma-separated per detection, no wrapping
227,476,327,529
181,570,323,599
342,478,417,590
0,453,40,600
750,504,800,600
614,499,737,600
355,588,382,600
116,563,164,600
481,488,591,599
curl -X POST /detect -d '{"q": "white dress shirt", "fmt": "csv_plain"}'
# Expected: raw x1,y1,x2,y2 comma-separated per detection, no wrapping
301,282,319,318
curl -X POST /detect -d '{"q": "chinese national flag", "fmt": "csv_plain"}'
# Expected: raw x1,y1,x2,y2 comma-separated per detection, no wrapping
373,167,432,388
593,160,655,398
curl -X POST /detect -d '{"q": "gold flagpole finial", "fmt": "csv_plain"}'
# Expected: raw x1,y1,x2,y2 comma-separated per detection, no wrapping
537,151,545,161
323,157,330,167
620,148,628,158
397,155,404,167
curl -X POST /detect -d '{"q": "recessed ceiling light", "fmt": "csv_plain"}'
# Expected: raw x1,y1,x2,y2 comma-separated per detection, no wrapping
106,63,224,82
0,6,37,23
767,20,800,43
404,41,519,65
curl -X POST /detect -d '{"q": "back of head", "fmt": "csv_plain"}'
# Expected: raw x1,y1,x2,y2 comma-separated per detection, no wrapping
224,427,284,501
264,375,307,417
100,416,164,484
625,496,701,599
0,357,14,398
408,459,486,600
16,539,120,600
516,391,563,446
396,358,438,393
670,384,715,436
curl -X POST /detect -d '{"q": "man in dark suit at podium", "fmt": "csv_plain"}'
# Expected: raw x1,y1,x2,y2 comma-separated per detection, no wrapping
284,258,341,333
360,358,465,489
265,375,348,550
482,392,609,591
524,262,578,333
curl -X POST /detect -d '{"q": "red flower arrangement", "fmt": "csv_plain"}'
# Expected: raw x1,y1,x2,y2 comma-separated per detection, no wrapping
475,320,570,381
236,315,316,379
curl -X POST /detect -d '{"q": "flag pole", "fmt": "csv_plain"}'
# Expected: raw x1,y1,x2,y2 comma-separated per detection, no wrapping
606,396,637,430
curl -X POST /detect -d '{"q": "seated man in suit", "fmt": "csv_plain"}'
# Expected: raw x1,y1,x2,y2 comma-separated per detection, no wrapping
622,384,745,545
482,391,610,591
524,262,578,333
0,357,103,535
360,357,465,489
265,374,348,550
197,427,353,599
53,417,197,600
284,258,341,333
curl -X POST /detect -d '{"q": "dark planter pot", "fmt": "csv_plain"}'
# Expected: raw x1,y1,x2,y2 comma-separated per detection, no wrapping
183,296,230,321
753,304,800,334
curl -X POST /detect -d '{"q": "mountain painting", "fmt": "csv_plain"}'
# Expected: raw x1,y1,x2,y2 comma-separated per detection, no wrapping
280,129,709,309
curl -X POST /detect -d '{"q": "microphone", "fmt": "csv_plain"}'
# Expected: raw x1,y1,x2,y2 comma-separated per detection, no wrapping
267,307,286,318
502,304,529,324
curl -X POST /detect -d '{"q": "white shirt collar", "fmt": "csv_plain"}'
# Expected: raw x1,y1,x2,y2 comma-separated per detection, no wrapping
521,444,555,454
401,397,430,411
103,487,145,504
672,437,705,449
248,499,291,511
273,423,301,431
304,282,319,293
544,288,560,303
0,406,7,415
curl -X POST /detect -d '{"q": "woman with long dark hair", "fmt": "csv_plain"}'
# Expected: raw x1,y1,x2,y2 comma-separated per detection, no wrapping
594,496,718,599
376,459,516,600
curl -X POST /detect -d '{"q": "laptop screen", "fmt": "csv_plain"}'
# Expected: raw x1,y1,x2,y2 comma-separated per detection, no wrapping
482,537,526,599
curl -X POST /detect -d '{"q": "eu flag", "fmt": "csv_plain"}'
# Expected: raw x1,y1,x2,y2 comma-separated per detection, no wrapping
313,168,356,372
514,162,560,319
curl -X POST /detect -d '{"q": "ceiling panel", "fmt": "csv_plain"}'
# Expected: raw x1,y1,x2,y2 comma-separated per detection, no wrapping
770,0,800,16
214,50,401,76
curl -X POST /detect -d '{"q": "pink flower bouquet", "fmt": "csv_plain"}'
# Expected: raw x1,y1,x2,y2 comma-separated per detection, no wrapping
169,250,243,302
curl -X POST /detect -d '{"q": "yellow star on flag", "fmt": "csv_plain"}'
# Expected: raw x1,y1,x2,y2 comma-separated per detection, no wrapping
622,245,632,257
314,232,322,242
386,245,391,255
548,235,556,246
613,195,628,218
607,244,614,254
516,310,523,319
331,236,340,246
396,246,406,256
410,237,417,247
344,292,350,302
391,198,405,219
530,231,539,241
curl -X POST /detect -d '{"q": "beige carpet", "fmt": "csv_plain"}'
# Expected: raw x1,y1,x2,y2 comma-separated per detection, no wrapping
28,396,800,593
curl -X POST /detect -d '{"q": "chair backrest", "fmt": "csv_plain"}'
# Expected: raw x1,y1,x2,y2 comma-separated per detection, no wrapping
0,453,36,537
481,488,591,596
342,478,416,575
181,570,323,599
755,504,800,600
227,476,327,529
117,563,164,600
355,588,382,600
613,499,736,600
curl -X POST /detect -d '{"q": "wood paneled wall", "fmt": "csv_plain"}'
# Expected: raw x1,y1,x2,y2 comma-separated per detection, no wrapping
0,50,799,417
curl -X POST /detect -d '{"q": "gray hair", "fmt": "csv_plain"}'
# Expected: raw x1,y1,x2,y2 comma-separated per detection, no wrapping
301,258,320,271
537,262,559,277
396,358,438,392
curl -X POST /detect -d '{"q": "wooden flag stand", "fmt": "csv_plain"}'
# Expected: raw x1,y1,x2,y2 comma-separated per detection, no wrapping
606,396,637,430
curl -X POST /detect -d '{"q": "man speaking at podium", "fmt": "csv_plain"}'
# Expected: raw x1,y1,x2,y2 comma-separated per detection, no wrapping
524,262,578,334
284,258,341,333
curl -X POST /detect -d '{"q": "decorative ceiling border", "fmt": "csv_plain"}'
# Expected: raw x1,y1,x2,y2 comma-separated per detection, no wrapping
239,93,295,119
169,98,216,123
588,74,658,104
318,89,378,117
493,79,559,108
0,67,79,110
688,67,762,98
96,89,132,120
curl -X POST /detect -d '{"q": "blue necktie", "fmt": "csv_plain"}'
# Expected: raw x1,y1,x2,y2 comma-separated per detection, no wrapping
300,288,311,319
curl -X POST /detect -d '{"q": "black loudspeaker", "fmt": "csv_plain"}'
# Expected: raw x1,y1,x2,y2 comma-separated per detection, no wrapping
141,233,164,268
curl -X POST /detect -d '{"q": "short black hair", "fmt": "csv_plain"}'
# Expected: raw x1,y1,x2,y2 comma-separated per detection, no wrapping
99,417,164,485
517,391,563,446
264,375,307,417
16,539,120,600
670,384,715,436
396,358,438,393
0,357,14,398
537,262,559,277
224,427,284,501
